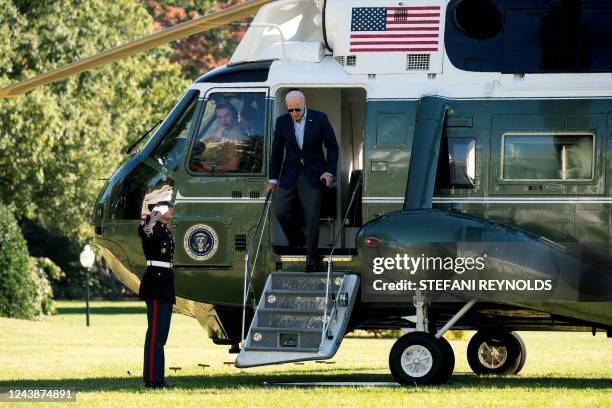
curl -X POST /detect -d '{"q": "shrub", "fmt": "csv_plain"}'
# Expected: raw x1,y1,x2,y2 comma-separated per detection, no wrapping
0,204,36,318
0,204,62,319
29,257,63,316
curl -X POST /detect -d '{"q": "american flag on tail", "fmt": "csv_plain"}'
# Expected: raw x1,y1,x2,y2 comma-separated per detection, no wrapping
350,6,441,53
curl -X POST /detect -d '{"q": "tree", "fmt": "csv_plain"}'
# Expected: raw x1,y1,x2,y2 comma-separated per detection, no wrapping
0,0,189,240
144,0,249,78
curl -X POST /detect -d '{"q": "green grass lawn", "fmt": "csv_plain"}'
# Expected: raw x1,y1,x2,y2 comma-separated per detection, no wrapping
0,301,610,407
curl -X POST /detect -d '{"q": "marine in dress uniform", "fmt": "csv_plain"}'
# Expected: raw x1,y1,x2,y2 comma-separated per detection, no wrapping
138,201,176,388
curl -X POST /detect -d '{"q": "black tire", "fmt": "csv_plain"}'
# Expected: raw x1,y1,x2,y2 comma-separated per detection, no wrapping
433,336,455,384
389,332,446,385
467,331,524,375
513,332,527,374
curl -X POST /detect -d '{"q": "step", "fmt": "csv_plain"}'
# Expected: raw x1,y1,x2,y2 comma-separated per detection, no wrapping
236,274,360,368
249,326,323,334
263,292,327,310
245,327,322,350
275,253,355,262
270,272,344,291
271,271,345,279
266,289,328,296
256,309,325,330
257,308,326,315
242,345,320,353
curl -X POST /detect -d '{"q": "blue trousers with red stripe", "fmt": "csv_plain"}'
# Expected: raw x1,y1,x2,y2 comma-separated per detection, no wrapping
143,300,173,384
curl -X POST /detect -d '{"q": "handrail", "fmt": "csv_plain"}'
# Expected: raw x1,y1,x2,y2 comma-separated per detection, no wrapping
320,172,363,350
241,191,272,343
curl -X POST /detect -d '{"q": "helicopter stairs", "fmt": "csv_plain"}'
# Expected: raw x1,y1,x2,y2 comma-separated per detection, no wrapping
235,271,360,368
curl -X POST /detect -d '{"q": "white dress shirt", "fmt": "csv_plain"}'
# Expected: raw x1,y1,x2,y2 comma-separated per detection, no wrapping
293,108,307,149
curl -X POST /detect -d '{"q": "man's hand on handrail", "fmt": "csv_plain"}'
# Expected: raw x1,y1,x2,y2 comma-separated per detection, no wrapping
266,181,277,193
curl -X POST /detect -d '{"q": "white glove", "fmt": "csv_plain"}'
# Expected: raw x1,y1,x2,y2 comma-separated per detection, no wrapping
143,211,162,237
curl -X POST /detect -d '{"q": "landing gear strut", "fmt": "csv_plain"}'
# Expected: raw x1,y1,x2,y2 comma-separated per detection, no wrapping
388,295,474,385
467,330,526,375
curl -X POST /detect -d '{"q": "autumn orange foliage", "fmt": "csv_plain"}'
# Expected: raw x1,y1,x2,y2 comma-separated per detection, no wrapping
144,0,251,78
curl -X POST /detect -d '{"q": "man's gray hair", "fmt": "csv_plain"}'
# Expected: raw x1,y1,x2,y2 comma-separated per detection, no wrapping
285,90,305,104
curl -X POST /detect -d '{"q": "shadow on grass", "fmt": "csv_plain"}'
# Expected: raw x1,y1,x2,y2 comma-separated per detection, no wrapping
56,306,146,315
2,372,610,392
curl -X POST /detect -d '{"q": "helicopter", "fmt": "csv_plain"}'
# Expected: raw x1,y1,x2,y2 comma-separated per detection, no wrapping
2,0,611,385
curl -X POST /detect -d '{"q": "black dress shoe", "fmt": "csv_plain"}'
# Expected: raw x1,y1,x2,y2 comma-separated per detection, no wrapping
144,381,174,389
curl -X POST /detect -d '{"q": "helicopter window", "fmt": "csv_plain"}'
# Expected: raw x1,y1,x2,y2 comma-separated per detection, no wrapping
436,137,476,188
376,113,408,146
188,92,266,175
111,164,163,220
446,3,612,73
151,92,199,171
502,133,593,181
453,0,502,40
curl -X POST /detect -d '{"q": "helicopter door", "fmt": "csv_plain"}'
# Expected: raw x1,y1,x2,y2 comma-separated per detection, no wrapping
363,100,417,222
172,87,269,304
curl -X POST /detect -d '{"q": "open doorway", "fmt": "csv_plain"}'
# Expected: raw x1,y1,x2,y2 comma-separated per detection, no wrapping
270,87,366,256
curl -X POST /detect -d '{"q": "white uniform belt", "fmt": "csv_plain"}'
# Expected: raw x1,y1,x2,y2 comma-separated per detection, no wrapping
147,260,172,268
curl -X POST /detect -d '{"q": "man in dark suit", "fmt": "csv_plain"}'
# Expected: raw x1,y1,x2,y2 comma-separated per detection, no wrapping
266,90,339,271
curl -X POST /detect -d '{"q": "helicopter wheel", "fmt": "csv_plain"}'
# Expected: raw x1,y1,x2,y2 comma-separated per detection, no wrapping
435,335,455,382
389,332,454,385
467,331,526,375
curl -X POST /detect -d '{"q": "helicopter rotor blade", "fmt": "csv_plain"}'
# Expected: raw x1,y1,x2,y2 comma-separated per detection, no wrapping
0,0,274,98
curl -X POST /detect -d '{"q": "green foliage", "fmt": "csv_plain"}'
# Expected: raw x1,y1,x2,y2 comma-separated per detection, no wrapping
0,203,63,318
144,0,248,78
21,220,129,300
51,258,130,301
29,256,63,315
0,203,36,318
0,0,188,240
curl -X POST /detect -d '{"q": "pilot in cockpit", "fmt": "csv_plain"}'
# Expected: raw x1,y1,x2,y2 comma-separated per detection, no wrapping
190,102,249,173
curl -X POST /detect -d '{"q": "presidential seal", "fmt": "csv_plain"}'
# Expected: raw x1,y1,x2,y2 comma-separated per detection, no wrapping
184,224,218,261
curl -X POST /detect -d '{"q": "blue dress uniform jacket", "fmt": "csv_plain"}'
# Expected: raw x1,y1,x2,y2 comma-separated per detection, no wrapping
138,219,175,387
138,222,176,304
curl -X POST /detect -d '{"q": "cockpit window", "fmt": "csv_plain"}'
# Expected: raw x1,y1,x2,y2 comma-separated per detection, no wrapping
188,92,266,175
151,91,199,170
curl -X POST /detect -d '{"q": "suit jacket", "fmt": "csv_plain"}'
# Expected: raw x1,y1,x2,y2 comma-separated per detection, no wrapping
269,109,339,189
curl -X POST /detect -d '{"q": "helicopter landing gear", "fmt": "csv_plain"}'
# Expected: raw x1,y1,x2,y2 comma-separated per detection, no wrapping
389,332,454,385
467,330,526,375
390,295,474,385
